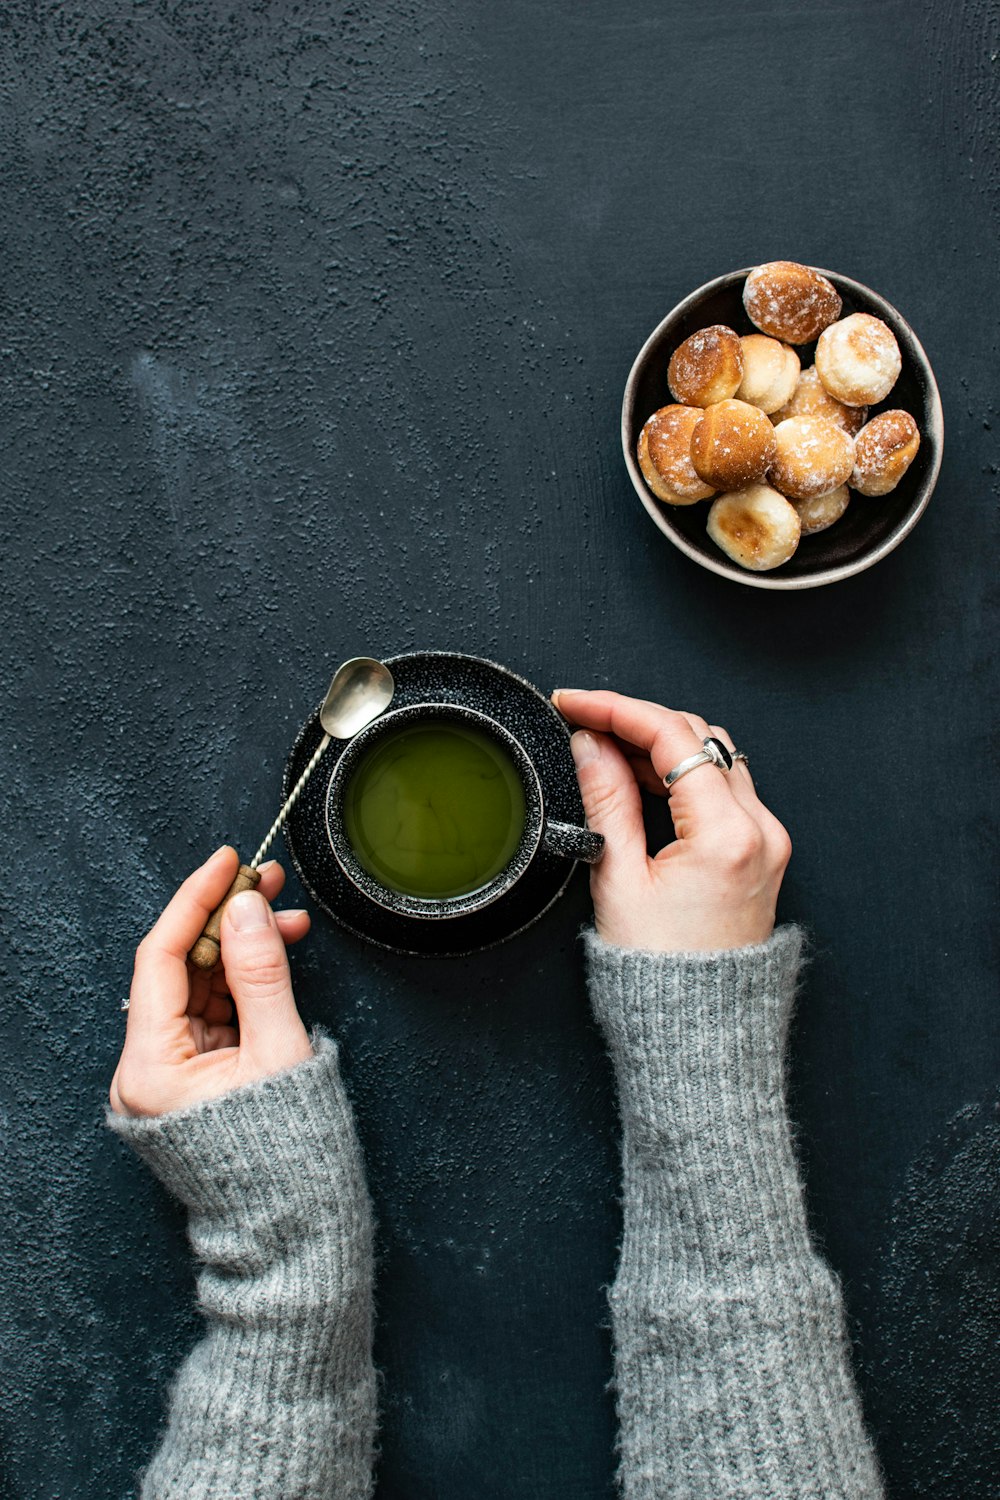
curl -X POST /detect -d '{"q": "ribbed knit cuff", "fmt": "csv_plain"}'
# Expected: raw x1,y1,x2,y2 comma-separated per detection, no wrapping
106,1034,357,1220
110,1035,378,1500
588,927,886,1498
585,926,808,1274
585,925,804,1110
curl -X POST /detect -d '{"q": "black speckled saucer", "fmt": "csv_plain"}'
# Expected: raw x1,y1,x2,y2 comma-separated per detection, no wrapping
282,651,590,956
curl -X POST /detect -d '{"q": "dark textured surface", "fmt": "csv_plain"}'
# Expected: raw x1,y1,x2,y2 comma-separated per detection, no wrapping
0,2,997,1498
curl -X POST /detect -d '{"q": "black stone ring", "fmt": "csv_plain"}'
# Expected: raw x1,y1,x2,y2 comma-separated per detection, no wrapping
703,737,733,771
663,736,746,790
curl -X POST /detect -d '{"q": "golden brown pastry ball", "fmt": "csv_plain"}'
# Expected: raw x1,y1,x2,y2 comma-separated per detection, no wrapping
792,484,850,536
769,416,855,501
707,484,801,571
850,410,921,496
637,405,716,505
814,313,902,406
667,325,744,407
743,261,842,344
771,365,867,436
691,399,777,491
735,335,800,414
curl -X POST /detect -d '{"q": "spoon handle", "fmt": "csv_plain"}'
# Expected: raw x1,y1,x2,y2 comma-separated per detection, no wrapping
189,864,261,970
187,730,333,971
250,731,332,868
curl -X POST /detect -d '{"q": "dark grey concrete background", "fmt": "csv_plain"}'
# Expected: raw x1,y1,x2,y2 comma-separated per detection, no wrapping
1,2,997,1496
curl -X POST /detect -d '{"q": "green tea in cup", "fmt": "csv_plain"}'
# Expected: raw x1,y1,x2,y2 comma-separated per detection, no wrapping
343,718,527,900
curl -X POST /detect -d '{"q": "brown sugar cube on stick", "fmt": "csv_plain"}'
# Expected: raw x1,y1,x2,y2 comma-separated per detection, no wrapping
743,261,842,344
851,410,921,495
815,313,902,406
769,416,855,502
637,405,716,505
772,365,867,436
735,334,800,414
667,325,744,406
707,483,801,571
691,399,776,491
793,485,850,536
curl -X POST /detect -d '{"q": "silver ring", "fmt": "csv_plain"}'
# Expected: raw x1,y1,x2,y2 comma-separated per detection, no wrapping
663,737,744,790
120,996,130,1012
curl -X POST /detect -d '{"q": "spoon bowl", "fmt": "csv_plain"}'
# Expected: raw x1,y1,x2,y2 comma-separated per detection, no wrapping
320,657,396,740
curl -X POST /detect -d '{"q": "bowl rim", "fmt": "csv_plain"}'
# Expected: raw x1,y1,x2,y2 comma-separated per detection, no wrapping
621,266,944,591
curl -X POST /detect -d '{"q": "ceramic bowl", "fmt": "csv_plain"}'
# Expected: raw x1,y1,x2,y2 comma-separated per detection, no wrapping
621,267,944,590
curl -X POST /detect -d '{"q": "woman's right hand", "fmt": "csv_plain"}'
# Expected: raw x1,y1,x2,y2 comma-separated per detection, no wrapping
552,690,792,953
110,846,314,1119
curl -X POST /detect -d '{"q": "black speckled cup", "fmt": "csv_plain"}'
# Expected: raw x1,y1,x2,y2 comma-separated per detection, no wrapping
325,702,603,921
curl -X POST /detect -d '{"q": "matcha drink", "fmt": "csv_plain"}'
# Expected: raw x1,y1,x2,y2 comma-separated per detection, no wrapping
343,719,527,899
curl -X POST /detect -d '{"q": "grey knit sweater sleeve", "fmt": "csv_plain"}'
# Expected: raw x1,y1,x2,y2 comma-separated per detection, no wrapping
585,926,884,1500
107,1036,376,1500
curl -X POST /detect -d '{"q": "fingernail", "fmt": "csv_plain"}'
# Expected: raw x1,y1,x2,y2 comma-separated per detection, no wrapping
228,891,270,931
570,730,601,767
257,859,280,874
278,908,308,919
551,688,582,703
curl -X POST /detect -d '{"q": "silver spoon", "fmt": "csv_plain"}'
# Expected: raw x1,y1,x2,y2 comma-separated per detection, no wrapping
189,657,395,969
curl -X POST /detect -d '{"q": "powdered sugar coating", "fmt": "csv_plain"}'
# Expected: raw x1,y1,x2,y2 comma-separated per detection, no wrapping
691,399,776,491
637,405,716,505
707,483,801,571
743,262,842,344
735,335,800,414
851,409,921,496
815,314,901,406
793,484,850,536
772,365,867,436
770,416,855,501
667,325,743,407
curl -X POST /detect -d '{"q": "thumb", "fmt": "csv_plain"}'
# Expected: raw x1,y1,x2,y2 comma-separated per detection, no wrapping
570,731,646,871
221,891,311,1061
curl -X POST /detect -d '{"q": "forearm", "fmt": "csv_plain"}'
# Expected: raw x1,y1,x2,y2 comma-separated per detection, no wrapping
587,927,884,1500
108,1037,376,1500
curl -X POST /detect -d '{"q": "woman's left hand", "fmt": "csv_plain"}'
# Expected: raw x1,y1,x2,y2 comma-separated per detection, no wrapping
553,689,791,954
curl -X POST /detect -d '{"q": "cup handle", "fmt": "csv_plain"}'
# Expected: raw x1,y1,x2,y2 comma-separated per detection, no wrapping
541,820,605,864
